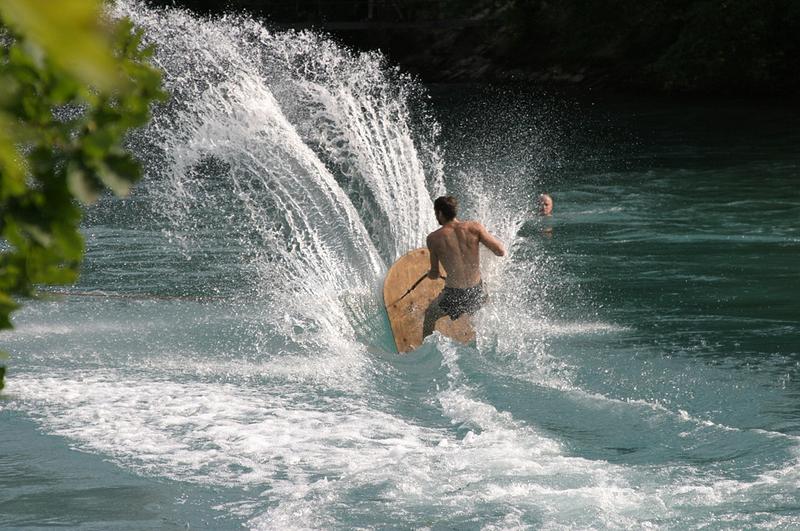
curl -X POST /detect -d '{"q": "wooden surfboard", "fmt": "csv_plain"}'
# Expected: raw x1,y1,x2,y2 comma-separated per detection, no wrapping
383,248,475,353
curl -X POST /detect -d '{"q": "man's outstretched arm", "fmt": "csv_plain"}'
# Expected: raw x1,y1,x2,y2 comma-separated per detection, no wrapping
478,225,506,257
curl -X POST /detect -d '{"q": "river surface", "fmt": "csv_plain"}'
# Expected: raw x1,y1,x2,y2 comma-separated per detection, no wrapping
2,2,799,529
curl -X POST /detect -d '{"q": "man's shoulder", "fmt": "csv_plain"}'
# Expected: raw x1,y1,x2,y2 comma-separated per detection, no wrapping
426,227,444,243
460,220,486,232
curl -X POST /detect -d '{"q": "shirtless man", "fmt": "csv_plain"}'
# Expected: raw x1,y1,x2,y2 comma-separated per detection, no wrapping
422,196,506,338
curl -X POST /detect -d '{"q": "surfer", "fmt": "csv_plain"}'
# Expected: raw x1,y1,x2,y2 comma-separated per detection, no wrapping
422,196,506,338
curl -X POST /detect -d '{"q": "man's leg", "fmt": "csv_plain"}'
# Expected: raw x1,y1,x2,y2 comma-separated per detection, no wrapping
422,294,447,339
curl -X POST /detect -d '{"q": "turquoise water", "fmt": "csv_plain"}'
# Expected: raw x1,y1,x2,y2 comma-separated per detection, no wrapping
2,3,800,529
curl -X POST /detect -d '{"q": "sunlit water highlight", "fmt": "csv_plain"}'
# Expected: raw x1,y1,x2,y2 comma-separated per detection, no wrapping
2,2,800,529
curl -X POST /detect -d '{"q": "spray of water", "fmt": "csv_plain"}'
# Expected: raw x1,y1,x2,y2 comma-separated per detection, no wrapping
112,1,444,349
112,1,572,369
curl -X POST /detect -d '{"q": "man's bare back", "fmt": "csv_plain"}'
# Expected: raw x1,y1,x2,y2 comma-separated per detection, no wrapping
427,220,505,288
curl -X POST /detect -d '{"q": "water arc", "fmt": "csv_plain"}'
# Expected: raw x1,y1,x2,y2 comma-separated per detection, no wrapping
113,0,444,341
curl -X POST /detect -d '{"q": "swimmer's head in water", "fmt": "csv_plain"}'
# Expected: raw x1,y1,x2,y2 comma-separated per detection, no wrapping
538,193,553,216
434,196,458,224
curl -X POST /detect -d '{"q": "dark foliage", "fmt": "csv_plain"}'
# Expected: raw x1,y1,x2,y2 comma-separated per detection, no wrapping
147,0,799,97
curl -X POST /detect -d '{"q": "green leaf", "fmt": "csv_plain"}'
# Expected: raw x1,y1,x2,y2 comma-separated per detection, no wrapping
51,219,85,262
82,128,116,160
98,152,140,196
66,162,100,204
0,0,120,92
0,291,19,329
17,221,52,247
0,113,26,198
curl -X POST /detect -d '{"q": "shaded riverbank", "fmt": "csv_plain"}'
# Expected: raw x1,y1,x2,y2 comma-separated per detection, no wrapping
145,0,800,99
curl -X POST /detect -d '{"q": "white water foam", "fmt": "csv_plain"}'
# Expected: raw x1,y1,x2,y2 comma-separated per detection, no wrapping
6,359,660,529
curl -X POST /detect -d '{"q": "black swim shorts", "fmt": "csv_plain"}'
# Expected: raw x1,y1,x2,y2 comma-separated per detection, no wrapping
438,281,488,320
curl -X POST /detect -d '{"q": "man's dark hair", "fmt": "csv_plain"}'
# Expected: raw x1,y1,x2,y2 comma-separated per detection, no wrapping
434,196,458,221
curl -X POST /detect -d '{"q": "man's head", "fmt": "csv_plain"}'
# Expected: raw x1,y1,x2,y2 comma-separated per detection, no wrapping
434,196,458,225
538,193,553,216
